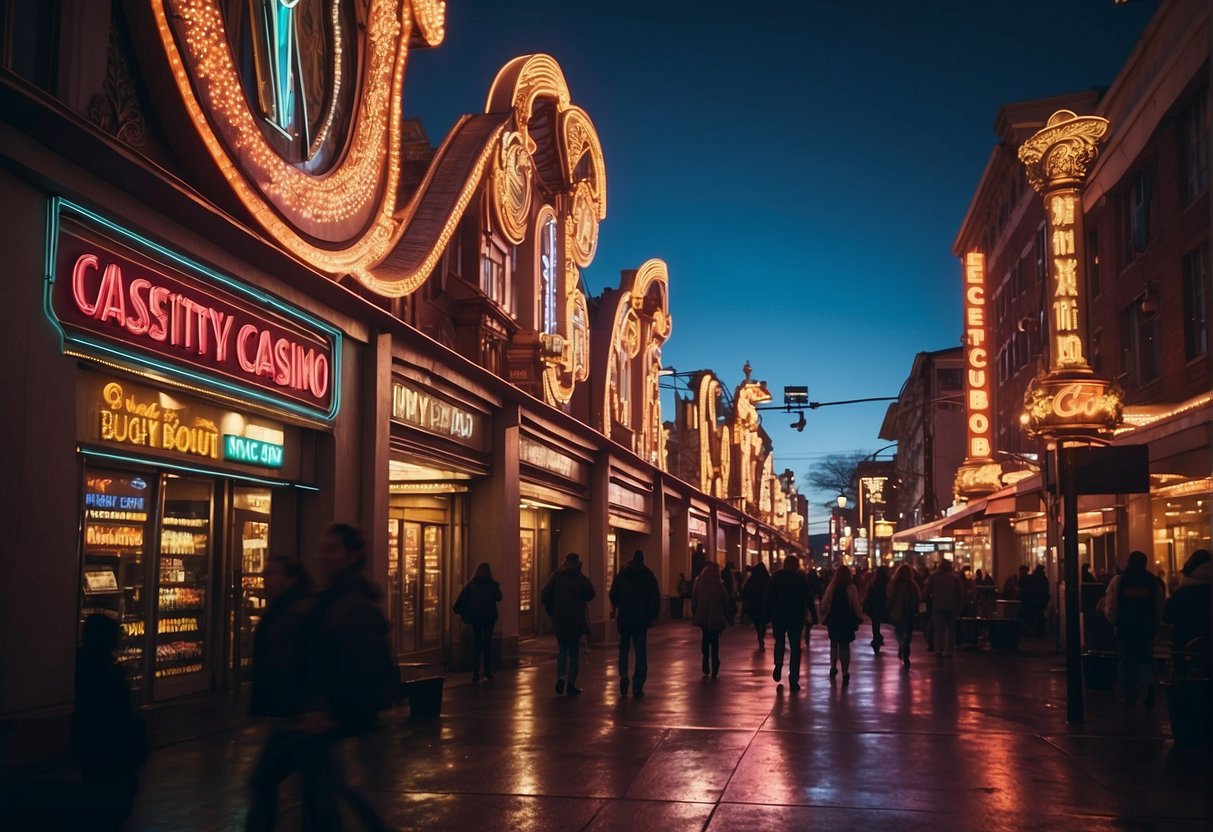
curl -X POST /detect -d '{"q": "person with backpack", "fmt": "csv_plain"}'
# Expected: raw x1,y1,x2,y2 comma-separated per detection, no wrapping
608,550,661,697
1104,550,1166,706
454,563,503,683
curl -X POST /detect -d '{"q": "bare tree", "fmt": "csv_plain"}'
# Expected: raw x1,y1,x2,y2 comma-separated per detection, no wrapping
804,451,870,502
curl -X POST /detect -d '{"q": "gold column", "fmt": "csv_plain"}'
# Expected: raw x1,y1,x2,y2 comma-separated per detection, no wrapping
1018,109,1123,440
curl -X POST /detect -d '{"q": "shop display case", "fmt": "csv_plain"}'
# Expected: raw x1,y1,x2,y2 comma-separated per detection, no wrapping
155,478,212,681
232,488,271,681
80,471,152,690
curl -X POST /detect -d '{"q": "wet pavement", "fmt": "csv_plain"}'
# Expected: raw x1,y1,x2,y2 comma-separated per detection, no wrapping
9,621,1212,830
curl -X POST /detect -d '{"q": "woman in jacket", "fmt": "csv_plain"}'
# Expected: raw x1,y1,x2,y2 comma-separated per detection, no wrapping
887,564,921,667
692,562,729,678
455,563,503,682
821,565,864,685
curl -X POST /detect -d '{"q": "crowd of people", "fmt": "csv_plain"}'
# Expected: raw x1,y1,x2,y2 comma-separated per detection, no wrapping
65,538,1208,827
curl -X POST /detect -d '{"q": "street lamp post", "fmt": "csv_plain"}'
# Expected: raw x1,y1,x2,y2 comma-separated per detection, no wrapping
1017,110,1124,725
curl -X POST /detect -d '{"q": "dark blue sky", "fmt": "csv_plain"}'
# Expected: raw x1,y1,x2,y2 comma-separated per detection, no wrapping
403,0,1157,506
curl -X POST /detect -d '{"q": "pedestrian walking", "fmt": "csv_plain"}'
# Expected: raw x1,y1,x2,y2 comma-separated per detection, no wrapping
925,558,964,659
608,550,661,698
453,562,502,683
740,561,771,650
1021,565,1049,635
245,556,315,832
305,522,395,832
887,564,921,667
1103,550,1166,706
541,553,595,696
1162,549,1210,677
864,565,890,653
821,565,864,685
73,613,148,832
766,555,812,690
691,561,730,678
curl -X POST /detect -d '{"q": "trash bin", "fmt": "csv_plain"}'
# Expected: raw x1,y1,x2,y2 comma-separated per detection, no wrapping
403,676,444,717
957,617,982,648
1081,651,1118,691
985,618,1021,651
669,596,685,619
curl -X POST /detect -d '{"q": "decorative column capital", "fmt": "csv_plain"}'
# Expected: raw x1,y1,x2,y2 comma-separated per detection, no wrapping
1018,109,1109,193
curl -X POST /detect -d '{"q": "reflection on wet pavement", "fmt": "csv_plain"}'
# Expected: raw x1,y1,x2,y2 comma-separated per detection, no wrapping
119,622,1207,830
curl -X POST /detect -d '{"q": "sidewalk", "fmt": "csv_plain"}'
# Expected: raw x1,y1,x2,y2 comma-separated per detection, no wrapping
7,621,1210,830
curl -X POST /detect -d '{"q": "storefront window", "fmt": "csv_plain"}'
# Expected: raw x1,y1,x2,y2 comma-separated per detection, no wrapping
1152,479,1213,586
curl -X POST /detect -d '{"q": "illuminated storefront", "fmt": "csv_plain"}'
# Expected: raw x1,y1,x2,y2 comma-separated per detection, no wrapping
45,201,339,703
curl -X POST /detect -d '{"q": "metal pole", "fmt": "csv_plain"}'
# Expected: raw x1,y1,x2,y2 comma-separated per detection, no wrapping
1061,445,1084,724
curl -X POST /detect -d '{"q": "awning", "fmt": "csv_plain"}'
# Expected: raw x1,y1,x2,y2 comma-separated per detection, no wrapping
985,474,1045,516
941,500,986,533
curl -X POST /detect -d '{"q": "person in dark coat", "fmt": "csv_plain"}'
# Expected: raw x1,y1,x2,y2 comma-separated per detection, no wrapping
1021,565,1049,634
72,613,147,831
245,556,315,832
691,562,730,678
454,562,503,683
541,553,595,696
1163,549,1211,677
765,555,812,691
864,565,890,652
609,550,661,697
1104,550,1166,706
304,522,391,831
740,561,771,650
925,559,964,658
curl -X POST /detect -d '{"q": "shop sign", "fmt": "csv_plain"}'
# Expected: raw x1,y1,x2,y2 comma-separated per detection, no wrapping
88,377,287,469
48,200,340,421
520,437,581,480
962,251,993,460
223,435,284,468
390,381,480,446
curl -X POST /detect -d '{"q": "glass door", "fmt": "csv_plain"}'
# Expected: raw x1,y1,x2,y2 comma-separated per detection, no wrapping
80,468,154,702
519,527,535,637
154,475,213,697
230,488,271,684
399,521,421,653
420,525,443,649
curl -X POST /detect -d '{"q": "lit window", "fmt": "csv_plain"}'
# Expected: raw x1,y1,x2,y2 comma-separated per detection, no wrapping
539,216,557,334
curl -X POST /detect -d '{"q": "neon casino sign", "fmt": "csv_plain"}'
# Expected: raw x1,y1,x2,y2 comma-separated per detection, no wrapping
46,199,341,421
963,252,993,460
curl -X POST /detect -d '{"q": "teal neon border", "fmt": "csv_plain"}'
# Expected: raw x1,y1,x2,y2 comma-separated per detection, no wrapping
45,198,342,423
80,447,320,491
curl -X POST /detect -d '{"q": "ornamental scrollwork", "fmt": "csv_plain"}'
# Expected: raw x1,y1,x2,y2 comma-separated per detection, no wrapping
1018,109,1109,192
491,130,533,245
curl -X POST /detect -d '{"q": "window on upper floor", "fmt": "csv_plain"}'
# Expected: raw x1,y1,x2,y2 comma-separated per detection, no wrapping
1183,244,1209,362
937,367,963,392
1119,167,1152,265
1014,256,1027,298
1091,329,1103,375
479,241,514,315
1,0,57,92
1180,92,1209,206
1120,300,1161,388
539,215,558,335
615,343,631,428
1087,230,1101,297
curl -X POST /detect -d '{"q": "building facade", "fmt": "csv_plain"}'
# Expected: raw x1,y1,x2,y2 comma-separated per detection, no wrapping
894,0,1211,590
0,0,806,752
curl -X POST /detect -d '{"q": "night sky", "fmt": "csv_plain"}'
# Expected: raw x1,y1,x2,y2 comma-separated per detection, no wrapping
402,0,1158,517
